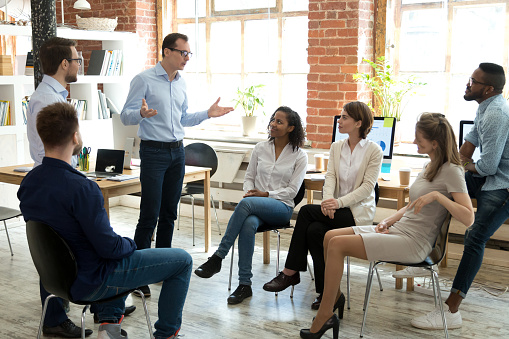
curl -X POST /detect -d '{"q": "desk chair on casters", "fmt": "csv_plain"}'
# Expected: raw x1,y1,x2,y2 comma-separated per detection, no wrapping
26,221,154,339
178,142,221,245
0,206,22,256
360,213,452,339
228,181,308,296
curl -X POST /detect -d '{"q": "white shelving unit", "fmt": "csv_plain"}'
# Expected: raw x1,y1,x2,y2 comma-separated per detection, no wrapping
0,24,141,166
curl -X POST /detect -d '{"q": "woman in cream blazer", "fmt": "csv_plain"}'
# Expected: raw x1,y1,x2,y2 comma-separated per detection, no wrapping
263,101,383,309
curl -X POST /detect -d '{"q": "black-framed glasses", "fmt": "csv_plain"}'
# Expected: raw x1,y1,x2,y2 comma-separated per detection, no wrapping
66,58,82,66
468,77,490,87
168,48,193,58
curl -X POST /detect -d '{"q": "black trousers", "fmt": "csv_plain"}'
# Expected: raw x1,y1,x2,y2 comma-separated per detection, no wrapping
284,204,355,294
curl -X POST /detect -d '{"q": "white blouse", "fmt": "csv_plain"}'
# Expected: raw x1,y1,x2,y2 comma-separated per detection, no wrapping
338,138,369,197
243,140,308,208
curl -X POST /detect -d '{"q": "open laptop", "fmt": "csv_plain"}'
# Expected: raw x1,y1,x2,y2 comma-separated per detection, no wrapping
459,120,481,162
86,149,125,178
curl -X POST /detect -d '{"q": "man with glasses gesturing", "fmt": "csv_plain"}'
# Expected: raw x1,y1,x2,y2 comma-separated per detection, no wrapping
121,33,233,298
410,63,509,330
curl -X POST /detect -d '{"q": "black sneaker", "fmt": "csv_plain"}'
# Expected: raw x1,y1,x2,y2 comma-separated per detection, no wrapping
194,254,222,278
42,319,93,338
227,284,252,305
132,285,151,298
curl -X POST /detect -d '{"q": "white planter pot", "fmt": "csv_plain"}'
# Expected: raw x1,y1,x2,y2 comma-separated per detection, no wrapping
241,116,258,136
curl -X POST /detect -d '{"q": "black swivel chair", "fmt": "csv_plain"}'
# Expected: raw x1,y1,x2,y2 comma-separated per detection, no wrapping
360,213,452,339
0,206,22,256
26,221,154,339
178,142,221,245
228,181,306,296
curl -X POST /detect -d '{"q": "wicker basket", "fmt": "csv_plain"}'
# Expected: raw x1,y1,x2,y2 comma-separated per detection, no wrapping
76,15,118,31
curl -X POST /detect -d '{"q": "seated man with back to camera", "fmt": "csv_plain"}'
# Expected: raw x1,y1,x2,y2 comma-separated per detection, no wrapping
18,102,192,339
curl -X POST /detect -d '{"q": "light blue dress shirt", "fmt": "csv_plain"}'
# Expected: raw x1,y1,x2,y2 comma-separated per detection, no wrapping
28,75,77,168
120,62,209,142
465,94,509,191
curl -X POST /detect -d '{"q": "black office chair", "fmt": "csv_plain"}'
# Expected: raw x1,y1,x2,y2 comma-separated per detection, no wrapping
178,142,221,245
26,221,154,339
228,181,306,296
0,207,22,256
360,213,452,339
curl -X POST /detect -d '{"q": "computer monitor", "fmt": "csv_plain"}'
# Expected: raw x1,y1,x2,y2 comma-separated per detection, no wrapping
112,113,141,168
459,120,481,162
332,116,396,160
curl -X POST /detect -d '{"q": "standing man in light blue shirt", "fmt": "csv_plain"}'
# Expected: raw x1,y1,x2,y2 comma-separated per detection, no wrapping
411,63,509,330
121,32,233,297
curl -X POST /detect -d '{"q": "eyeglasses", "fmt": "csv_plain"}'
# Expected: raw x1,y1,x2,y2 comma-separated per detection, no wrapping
66,58,82,66
168,48,193,58
468,77,490,87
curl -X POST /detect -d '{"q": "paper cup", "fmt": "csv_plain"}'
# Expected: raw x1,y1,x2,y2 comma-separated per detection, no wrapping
314,154,324,172
399,167,411,186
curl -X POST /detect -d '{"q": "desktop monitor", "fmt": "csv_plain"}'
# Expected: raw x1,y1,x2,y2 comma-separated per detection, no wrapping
459,120,481,162
112,113,141,168
332,116,396,173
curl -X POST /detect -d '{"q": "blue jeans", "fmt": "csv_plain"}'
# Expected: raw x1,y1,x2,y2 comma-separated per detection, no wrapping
82,248,192,339
215,197,293,285
451,172,509,298
134,144,185,249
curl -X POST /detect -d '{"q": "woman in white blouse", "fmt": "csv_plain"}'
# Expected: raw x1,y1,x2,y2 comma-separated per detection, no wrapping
263,101,383,310
194,106,308,305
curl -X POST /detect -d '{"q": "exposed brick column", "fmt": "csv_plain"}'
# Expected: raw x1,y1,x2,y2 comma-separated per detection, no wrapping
60,0,158,71
307,0,374,149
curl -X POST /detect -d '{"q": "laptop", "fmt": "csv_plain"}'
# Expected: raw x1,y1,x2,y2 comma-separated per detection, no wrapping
459,120,481,162
86,149,125,178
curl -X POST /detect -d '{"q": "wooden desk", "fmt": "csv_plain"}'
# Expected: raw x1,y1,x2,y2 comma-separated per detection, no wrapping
303,173,414,290
0,164,213,252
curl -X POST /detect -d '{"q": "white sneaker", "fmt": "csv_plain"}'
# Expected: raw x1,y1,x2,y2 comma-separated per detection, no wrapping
411,307,462,330
392,265,438,278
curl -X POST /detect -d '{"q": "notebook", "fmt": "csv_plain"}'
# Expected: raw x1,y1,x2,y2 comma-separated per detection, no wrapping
86,149,125,178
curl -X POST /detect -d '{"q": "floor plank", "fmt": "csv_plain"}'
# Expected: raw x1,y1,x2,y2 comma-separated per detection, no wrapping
0,206,508,338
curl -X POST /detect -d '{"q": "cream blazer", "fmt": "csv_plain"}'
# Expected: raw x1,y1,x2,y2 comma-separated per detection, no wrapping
322,139,383,225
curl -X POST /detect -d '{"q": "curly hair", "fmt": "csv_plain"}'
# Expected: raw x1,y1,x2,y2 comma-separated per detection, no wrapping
267,106,305,151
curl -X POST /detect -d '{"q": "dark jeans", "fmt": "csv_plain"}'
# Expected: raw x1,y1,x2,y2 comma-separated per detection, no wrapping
284,204,355,294
134,143,185,249
40,283,67,327
451,172,509,298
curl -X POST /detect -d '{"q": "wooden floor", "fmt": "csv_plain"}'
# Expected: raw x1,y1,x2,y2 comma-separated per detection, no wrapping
0,206,508,338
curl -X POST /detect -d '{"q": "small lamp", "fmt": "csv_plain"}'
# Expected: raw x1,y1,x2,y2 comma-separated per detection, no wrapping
59,0,91,27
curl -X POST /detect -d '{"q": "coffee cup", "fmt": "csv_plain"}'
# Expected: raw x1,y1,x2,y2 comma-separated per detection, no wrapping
323,156,329,171
399,167,411,186
314,154,324,172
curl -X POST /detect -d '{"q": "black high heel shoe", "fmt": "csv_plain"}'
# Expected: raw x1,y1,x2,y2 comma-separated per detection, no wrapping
333,292,346,319
300,313,339,339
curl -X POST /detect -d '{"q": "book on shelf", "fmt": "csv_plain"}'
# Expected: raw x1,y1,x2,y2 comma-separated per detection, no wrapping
87,50,123,76
106,97,120,114
25,52,34,76
0,100,11,126
21,96,29,125
0,55,13,76
68,98,87,120
97,90,110,119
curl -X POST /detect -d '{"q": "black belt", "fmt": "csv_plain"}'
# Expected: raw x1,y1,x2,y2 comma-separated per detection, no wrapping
141,140,183,149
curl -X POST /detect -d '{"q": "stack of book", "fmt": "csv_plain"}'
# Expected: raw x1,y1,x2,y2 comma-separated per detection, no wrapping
68,98,87,120
0,55,13,76
21,96,29,125
97,90,110,119
87,50,123,76
0,100,11,126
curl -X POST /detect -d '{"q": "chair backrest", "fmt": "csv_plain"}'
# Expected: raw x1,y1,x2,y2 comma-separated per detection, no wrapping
294,180,306,206
26,220,77,302
184,143,219,177
374,182,379,205
424,213,452,266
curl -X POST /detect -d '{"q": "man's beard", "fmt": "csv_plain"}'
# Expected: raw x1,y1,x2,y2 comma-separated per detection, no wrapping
65,73,77,84
72,139,83,156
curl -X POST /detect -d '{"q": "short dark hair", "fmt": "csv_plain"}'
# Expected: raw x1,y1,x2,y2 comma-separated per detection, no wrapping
161,33,188,59
267,106,305,151
342,101,374,139
37,102,79,149
479,62,506,92
39,37,77,75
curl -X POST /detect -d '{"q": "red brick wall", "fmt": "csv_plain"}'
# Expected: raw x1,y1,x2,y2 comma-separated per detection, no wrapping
58,0,158,71
307,0,375,149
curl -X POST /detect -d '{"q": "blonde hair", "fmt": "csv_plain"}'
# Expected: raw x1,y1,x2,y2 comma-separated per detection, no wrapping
416,113,461,182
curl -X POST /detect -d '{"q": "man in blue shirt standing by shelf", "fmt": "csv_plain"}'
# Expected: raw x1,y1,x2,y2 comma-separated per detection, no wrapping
121,32,233,297
19,102,192,339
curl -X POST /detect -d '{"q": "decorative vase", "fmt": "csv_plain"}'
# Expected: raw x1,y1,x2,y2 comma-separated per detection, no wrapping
241,116,257,137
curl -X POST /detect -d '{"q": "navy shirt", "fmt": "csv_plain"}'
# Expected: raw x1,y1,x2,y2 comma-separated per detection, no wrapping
18,157,136,300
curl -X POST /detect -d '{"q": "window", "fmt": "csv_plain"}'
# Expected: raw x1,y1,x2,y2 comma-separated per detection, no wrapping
169,0,309,134
387,0,509,149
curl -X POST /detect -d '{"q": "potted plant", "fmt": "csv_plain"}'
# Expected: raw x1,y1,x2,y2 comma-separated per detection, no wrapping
353,57,425,122
232,84,265,136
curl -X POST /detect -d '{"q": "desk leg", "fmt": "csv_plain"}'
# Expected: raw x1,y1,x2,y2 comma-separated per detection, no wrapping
204,171,211,253
263,232,270,264
102,190,110,219
307,190,313,205
395,265,404,289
